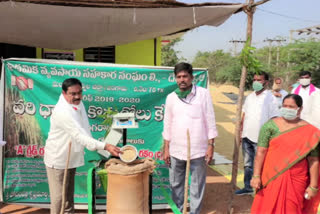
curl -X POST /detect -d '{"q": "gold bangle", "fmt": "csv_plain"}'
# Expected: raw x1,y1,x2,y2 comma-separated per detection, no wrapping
252,175,261,178
308,186,319,192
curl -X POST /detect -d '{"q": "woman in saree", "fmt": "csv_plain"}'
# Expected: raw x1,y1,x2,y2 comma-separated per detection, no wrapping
250,94,320,214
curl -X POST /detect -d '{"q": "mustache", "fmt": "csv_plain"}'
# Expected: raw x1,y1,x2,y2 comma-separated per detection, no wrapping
73,99,81,102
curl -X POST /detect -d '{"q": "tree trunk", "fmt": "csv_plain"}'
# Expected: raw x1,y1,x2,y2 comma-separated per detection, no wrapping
228,1,254,213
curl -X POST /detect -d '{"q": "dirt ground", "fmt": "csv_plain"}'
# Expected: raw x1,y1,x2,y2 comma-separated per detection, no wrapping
0,84,253,214
0,168,253,214
153,168,253,214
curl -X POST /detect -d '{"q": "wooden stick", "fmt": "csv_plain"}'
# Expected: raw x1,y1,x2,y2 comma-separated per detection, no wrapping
229,0,262,213
183,129,191,214
60,141,72,214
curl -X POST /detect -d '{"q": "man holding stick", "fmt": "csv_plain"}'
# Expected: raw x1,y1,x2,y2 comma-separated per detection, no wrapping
162,63,218,214
44,78,121,214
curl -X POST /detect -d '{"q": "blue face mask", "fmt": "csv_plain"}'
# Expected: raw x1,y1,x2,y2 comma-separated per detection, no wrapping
252,81,264,92
280,107,299,120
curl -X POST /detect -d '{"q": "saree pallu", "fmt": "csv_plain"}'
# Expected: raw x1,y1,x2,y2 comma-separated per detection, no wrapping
251,124,320,214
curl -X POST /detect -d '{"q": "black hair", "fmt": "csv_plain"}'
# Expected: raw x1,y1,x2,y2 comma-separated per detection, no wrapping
299,71,312,77
174,62,193,76
282,94,303,107
62,78,82,92
256,71,269,81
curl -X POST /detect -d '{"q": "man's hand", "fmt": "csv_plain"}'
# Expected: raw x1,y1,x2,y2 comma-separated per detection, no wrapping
205,145,214,165
273,91,282,97
105,144,122,157
163,143,170,166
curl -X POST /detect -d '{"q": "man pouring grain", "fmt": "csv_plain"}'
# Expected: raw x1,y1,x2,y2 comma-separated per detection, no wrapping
44,78,121,214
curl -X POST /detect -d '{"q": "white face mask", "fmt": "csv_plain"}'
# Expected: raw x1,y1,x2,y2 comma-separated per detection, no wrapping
280,107,299,120
299,78,311,86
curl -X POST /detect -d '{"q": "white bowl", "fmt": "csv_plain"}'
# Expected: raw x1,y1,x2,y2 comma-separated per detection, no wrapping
119,145,138,163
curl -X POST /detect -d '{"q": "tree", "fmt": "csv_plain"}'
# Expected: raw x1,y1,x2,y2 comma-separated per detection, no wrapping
191,48,261,89
192,50,238,83
161,38,185,66
243,38,320,89
284,39,320,87
190,38,320,89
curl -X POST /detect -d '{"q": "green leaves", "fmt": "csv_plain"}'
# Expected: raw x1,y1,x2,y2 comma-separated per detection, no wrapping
240,38,262,74
190,38,320,89
161,38,186,66
193,49,237,83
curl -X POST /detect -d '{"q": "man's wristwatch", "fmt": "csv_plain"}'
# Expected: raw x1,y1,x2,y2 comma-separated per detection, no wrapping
208,142,215,146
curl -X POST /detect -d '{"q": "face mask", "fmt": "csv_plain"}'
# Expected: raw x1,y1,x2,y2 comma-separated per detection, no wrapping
299,78,311,86
280,107,299,120
252,81,264,92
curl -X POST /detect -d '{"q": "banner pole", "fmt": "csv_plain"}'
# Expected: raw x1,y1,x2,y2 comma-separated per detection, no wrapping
0,60,6,202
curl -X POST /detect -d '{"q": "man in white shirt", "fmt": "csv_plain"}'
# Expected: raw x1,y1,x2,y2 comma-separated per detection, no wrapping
235,72,279,195
291,71,319,120
44,78,121,214
272,77,288,108
305,91,320,129
162,62,218,214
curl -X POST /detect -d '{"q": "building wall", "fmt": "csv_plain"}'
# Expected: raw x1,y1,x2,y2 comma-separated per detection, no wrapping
36,48,83,61
36,38,161,66
116,38,161,66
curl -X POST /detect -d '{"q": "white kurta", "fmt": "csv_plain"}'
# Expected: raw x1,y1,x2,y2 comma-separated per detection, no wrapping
305,91,320,129
242,90,279,143
291,85,319,120
44,95,105,169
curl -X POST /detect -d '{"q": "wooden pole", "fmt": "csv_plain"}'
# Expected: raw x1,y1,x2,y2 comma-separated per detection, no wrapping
268,40,272,66
276,39,286,71
228,0,271,212
60,141,72,214
276,45,280,69
183,129,191,214
228,0,255,213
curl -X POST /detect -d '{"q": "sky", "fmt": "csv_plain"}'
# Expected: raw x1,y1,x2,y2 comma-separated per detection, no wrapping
175,0,320,61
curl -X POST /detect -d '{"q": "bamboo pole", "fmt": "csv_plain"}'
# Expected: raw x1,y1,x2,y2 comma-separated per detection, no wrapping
60,141,72,214
228,0,272,212
182,129,191,214
228,1,254,213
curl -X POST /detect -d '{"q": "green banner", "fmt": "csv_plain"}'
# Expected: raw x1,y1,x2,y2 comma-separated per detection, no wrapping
2,59,207,205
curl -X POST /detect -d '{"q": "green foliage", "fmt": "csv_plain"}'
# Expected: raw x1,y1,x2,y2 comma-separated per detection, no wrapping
98,107,118,137
240,39,263,74
190,38,320,89
193,50,236,83
284,39,320,86
161,38,186,66
238,39,264,89
191,48,257,89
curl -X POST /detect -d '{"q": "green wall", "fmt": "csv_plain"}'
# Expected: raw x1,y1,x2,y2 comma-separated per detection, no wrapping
37,38,161,66
116,38,161,66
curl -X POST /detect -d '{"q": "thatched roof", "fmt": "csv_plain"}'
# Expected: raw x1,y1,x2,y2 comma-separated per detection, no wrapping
0,0,242,8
